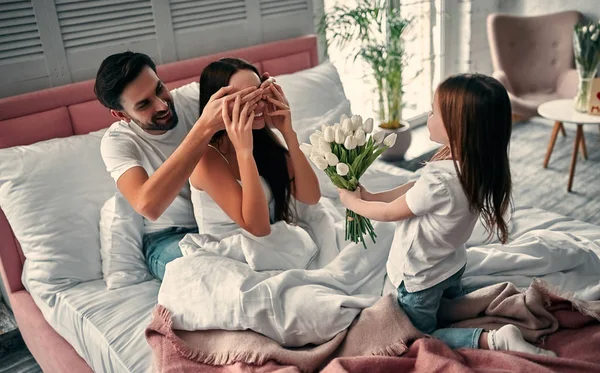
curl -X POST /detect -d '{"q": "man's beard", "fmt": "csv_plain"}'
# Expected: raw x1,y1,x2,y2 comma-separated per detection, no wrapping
136,100,179,132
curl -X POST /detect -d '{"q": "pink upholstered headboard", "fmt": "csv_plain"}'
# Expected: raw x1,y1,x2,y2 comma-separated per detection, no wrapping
0,35,318,296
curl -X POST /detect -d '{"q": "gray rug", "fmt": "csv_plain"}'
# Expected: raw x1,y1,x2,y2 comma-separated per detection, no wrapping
510,118,600,226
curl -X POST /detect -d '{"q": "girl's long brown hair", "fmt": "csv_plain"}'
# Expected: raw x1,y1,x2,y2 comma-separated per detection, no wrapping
432,74,513,243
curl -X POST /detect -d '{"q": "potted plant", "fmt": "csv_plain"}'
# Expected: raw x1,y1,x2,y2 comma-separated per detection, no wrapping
318,0,412,160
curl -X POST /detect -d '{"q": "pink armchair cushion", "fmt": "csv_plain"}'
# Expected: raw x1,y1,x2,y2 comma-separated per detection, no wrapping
556,68,579,98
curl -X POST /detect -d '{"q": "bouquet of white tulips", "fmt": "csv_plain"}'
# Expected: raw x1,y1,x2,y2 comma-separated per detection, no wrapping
300,114,397,248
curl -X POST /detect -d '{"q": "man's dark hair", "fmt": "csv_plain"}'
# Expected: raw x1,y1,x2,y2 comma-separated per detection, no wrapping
94,52,156,110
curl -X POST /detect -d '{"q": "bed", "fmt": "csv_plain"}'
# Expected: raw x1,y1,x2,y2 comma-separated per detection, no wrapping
0,34,599,373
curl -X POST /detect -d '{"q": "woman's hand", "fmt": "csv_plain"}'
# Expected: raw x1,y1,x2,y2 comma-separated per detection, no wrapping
222,95,256,155
338,187,362,208
264,84,294,136
199,86,263,134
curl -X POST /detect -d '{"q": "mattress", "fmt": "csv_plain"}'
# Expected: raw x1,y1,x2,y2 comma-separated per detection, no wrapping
34,279,159,373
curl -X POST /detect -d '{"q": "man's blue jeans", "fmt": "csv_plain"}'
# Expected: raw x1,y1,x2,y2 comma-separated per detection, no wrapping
142,227,198,281
397,265,483,349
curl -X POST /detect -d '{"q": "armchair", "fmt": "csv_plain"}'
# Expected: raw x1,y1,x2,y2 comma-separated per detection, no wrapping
487,11,582,121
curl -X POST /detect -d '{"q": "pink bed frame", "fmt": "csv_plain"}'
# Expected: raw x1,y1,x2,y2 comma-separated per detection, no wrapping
0,35,318,373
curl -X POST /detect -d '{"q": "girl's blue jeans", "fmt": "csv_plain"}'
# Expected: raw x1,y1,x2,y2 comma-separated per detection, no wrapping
397,265,483,349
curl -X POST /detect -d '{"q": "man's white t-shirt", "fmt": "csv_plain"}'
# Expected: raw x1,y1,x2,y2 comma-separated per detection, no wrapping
100,82,200,234
386,160,478,292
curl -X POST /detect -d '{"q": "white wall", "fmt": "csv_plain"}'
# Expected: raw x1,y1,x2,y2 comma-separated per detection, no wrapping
499,0,600,20
441,0,498,77
468,0,498,75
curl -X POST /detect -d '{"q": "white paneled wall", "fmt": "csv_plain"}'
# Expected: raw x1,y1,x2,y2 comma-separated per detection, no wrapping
0,0,316,99
468,0,497,75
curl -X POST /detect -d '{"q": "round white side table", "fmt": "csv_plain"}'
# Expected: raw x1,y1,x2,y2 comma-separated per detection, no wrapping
537,99,600,192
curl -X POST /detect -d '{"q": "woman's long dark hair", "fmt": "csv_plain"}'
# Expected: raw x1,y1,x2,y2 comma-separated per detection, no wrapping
432,73,513,243
199,58,294,223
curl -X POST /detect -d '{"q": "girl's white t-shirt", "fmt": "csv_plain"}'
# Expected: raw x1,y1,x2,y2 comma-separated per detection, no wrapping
100,83,200,234
386,160,478,292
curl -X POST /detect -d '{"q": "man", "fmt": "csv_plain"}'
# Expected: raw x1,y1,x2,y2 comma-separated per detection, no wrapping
95,52,265,280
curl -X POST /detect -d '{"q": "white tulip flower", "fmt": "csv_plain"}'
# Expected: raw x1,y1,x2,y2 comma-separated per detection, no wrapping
372,130,385,145
310,148,324,159
583,25,588,33
334,128,345,144
323,126,335,142
342,118,353,134
592,32,599,41
332,122,341,131
318,138,332,153
336,163,349,176
344,135,357,150
383,133,397,147
309,134,321,146
311,156,329,170
351,115,363,130
363,118,374,133
325,152,339,166
590,25,595,32
354,129,366,146
299,143,312,156
340,113,349,124
320,123,329,132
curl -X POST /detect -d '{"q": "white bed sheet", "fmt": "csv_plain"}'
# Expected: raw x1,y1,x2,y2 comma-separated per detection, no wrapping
34,279,158,373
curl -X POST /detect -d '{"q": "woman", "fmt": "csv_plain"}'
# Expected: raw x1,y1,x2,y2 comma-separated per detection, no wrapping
190,58,321,237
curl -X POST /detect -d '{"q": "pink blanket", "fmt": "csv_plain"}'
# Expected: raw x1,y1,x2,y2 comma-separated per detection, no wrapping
146,279,600,372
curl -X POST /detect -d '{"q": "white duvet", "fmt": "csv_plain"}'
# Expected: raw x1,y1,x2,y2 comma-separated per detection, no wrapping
158,163,600,347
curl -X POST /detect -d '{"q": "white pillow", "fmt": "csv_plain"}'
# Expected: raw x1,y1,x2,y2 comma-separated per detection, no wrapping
100,193,153,289
275,61,348,123
0,129,115,306
293,99,352,143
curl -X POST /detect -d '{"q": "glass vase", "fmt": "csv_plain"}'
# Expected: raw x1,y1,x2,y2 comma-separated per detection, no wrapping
574,71,595,112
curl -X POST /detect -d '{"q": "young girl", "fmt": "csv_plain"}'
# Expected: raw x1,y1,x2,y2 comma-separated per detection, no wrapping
338,73,556,356
190,58,320,238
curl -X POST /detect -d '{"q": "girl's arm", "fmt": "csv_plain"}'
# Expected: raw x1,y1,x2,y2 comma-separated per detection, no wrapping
190,97,270,236
339,188,415,222
361,181,416,203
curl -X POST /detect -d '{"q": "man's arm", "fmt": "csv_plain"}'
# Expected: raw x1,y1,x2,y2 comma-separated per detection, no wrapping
115,86,262,220
116,121,215,220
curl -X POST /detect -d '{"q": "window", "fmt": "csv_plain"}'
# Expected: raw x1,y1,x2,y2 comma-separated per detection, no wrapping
322,0,443,124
